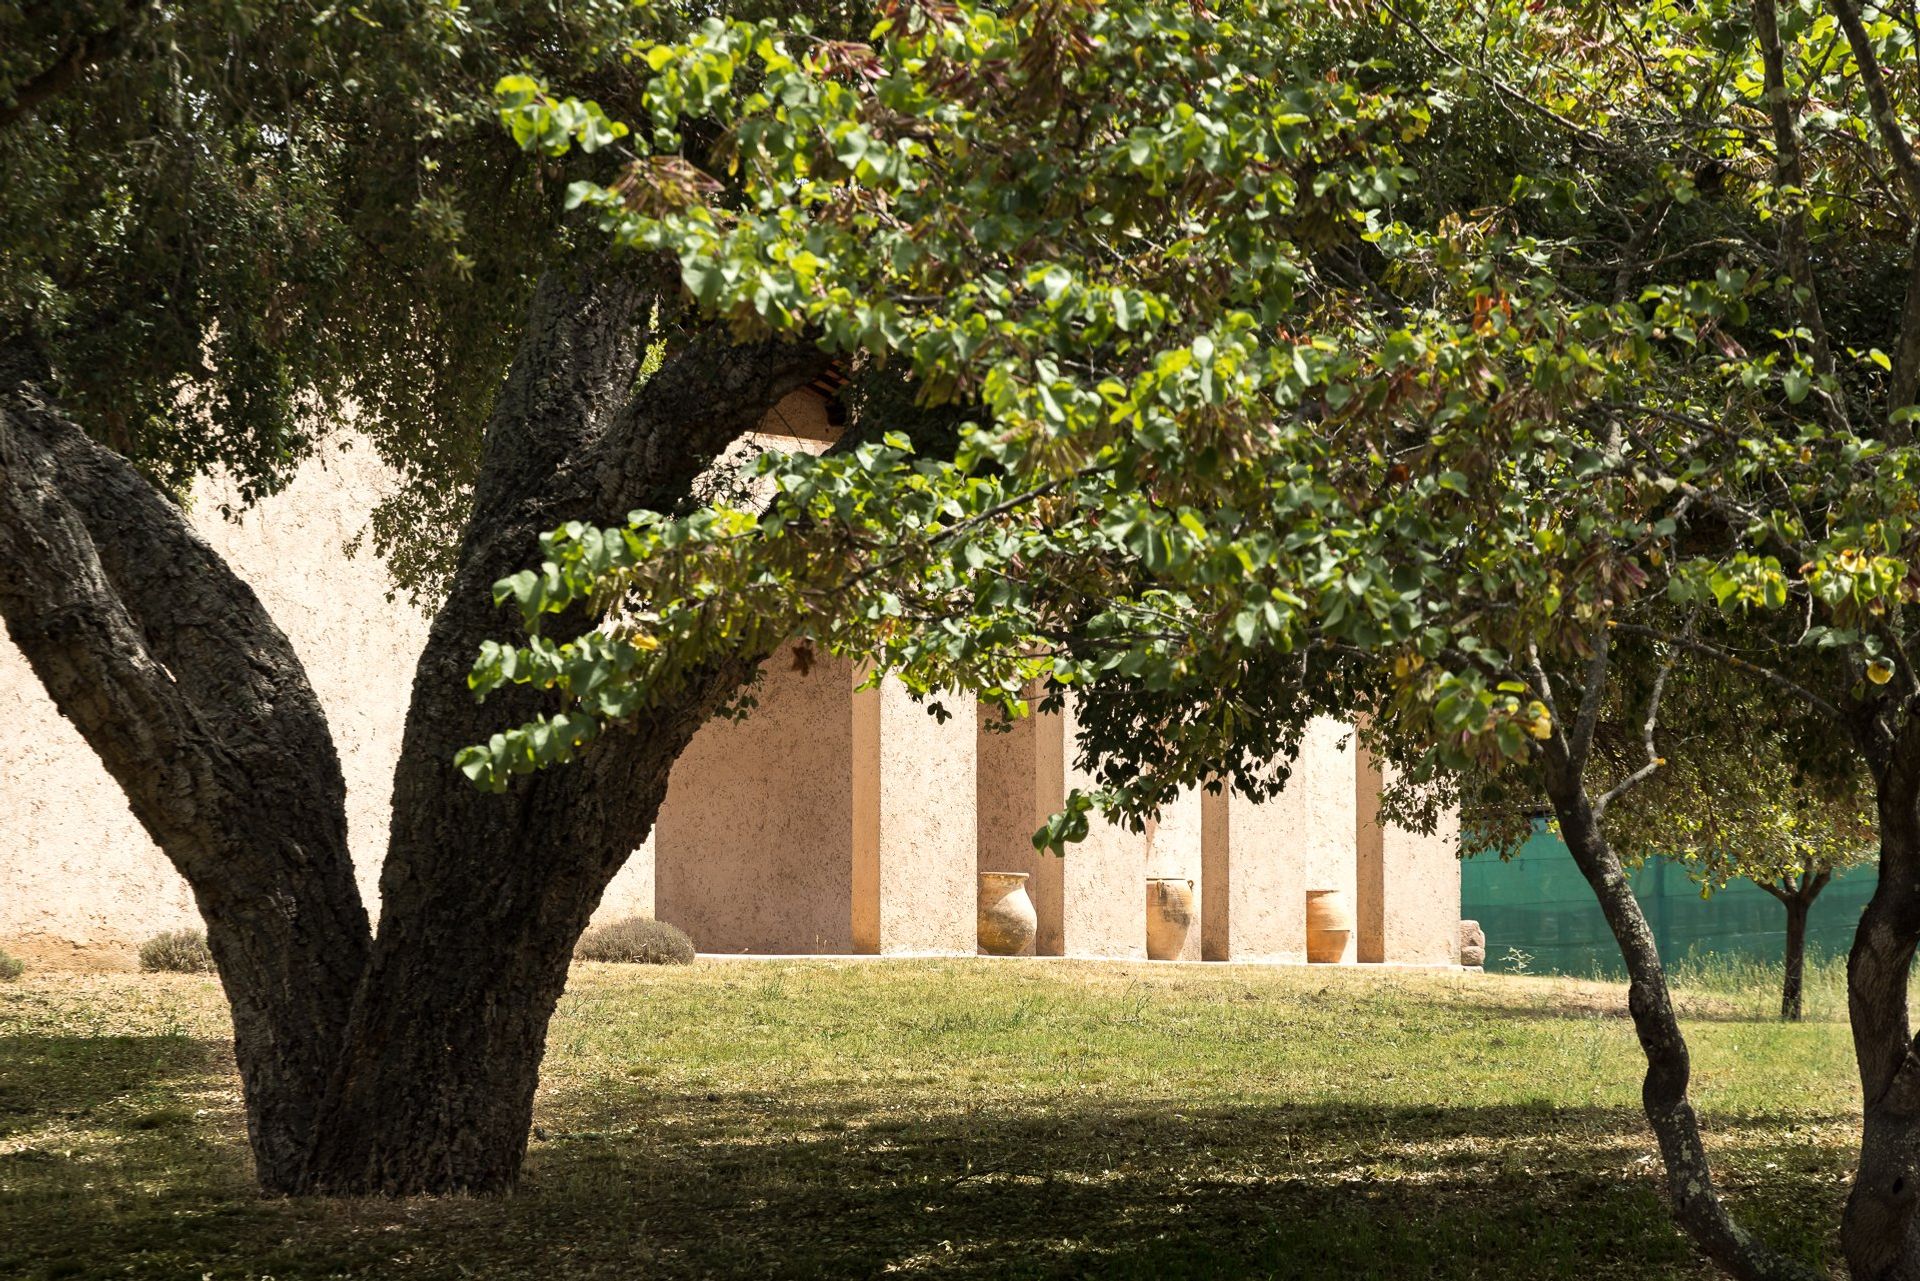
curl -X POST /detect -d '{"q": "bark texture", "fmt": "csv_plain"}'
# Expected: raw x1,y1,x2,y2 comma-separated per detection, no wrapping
1843,732,1920,1281
298,261,829,1193
0,335,371,1192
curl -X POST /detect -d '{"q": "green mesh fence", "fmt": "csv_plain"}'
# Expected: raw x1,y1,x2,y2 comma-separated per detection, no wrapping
1462,826,1878,976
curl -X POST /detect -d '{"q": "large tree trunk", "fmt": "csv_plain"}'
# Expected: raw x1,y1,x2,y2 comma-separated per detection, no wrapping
0,335,371,1192
299,260,828,1193
1842,742,1920,1281
1547,764,1813,1281
4,255,824,1196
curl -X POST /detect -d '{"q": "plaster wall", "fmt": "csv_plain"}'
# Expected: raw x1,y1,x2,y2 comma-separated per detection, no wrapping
852,676,977,954
653,654,857,953
1202,717,1359,963
0,437,427,965
1356,744,1463,966
1059,698,1148,959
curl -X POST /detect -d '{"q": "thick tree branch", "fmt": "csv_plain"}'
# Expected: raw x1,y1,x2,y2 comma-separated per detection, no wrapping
0,333,370,1191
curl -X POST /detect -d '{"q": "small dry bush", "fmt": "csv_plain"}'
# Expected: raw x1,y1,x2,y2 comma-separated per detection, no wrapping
575,917,695,966
138,929,216,974
0,950,21,981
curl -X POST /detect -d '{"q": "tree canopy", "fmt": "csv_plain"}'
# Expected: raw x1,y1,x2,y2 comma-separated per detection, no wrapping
462,2,1920,1276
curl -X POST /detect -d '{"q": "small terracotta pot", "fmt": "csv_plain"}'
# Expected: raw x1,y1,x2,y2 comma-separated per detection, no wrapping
978,872,1037,956
1305,888,1352,964
1145,877,1195,960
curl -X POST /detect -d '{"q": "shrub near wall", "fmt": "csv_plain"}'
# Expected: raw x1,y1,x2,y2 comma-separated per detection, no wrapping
138,930,216,974
575,918,695,966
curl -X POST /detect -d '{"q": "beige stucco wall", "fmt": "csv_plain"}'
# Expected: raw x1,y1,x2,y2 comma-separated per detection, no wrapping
1356,743,1463,966
0,437,428,965
1056,698,1150,959
1201,718,1359,963
851,676,977,954
654,655,857,953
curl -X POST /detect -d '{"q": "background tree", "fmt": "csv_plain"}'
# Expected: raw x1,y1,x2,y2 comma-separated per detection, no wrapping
475,3,1920,1278
1598,681,1875,1022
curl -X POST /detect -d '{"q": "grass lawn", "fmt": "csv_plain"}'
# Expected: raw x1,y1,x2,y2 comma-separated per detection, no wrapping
0,958,1860,1280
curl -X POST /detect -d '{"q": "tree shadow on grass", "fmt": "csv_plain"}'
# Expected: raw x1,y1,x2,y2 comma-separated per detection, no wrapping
515,1088,1842,1281
0,1038,1849,1281
0,1033,225,1138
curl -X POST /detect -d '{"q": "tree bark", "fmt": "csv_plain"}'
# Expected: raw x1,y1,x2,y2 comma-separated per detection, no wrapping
298,261,829,1194
1782,893,1809,1022
1843,731,1920,1281
1547,764,1815,1281
0,335,371,1192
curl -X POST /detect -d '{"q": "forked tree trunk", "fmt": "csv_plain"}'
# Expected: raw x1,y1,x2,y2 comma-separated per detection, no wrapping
299,262,827,1193
4,255,825,1197
1759,867,1830,1024
0,336,371,1192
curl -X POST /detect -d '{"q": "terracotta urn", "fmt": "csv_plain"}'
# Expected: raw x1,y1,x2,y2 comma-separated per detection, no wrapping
1145,877,1196,960
978,871,1037,956
1305,888,1352,964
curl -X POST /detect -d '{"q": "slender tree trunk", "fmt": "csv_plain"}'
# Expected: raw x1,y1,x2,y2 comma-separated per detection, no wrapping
1781,893,1810,1022
1547,765,1814,1281
0,336,371,1192
299,261,828,1193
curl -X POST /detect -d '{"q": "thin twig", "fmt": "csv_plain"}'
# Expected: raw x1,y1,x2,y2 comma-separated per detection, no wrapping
1611,621,1847,722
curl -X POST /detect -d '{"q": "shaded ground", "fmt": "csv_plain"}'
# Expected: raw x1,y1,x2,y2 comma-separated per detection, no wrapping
0,959,1859,1279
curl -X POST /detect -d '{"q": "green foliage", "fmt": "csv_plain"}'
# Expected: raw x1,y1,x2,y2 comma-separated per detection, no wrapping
0,1,660,598
461,0,1920,878
574,917,696,965
137,930,215,976
0,950,21,982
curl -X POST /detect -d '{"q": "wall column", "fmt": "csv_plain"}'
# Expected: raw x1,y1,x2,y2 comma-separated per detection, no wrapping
1355,739,1462,965
1202,718,1358,962
851,673,978,955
